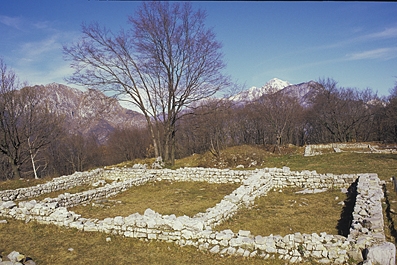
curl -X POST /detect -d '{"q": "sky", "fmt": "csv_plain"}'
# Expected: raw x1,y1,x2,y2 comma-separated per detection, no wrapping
1,1,397,97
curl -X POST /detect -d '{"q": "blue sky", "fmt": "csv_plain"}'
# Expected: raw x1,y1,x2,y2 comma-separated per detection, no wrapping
1,1,397,96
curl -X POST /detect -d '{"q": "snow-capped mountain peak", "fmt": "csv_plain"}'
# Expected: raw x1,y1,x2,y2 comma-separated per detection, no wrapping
230,78,291,102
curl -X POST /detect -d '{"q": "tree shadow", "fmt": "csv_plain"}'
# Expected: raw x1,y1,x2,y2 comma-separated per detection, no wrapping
337,178,358,237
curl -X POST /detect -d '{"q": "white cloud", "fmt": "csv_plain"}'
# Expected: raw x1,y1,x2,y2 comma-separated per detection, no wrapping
347,47,397,61
315,26,397,51
363,27,397,40
0,15,23,29
19,35,62,60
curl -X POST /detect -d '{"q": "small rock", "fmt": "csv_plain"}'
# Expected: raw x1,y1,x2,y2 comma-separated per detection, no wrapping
24,260,37,265
1,261,15,265
16,253,26,262
340,188,348,193
7,251,20,262
106,237,111,242
0,220,7,224
68,248,74,252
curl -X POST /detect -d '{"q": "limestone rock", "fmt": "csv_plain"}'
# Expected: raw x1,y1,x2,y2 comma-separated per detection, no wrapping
365,242,396,265
7,251,21,262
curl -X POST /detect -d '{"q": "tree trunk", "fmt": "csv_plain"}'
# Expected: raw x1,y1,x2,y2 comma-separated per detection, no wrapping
9,158,21,179
28,138,39,179
144,115,160,158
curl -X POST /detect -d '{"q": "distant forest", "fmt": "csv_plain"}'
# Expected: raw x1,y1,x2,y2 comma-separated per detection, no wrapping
1,74,396,180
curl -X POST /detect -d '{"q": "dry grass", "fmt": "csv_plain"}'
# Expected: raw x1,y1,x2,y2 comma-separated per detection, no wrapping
0,177,51,191
0,218,280,265
32,184,96,202
71,181,239,219
216,188,345,236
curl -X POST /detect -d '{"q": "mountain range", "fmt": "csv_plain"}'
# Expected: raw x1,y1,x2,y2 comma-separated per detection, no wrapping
229,78,292,102
230,78,321,106
27,79,320,143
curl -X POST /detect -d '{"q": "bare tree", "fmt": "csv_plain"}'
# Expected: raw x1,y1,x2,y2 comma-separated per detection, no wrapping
19,86,62,178
64,1,230,165
256,92,302,152
0,58,23,178
0,59,61,179
105,127,151,164
381,83,397,142
307,78,377,143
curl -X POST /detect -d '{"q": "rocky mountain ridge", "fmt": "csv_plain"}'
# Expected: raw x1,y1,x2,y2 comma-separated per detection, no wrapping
29,83,146,143
27,80,321,143
229,78,292,102
230,78,321,106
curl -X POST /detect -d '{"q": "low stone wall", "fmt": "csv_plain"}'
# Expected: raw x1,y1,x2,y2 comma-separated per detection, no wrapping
103,167,252,183
0,167,394,264
304,143,397,156
0,169,105,201
0,167,359,203
265,167,358,189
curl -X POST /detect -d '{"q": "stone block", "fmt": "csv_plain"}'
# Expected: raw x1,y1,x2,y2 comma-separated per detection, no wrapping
365,242,396,265
210,245,220,254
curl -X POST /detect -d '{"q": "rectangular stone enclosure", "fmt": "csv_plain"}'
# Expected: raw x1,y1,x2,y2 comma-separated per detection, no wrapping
0,167,395,264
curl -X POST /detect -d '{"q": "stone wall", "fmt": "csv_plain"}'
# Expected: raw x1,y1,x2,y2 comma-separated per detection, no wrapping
0,167,394,264
304,143,397,156
0,169,105,201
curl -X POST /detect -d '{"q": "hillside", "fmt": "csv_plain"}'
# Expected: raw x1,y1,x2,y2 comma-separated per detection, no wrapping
29,83,146,143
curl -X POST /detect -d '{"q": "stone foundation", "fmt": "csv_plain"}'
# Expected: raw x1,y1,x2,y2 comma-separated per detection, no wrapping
0,167,394,264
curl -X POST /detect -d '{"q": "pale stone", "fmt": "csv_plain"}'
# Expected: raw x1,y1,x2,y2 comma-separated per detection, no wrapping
366,242,396,265
238,230,250,237
7,251,21,262
113,216,124,226
209,245,220,254
236,248,245,256
227,247,236,255
2,201,16,209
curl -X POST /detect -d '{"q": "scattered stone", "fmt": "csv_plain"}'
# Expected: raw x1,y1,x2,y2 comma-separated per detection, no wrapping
0,219,7,224
295,188,327,194
132,163,147,169
151,157,164,169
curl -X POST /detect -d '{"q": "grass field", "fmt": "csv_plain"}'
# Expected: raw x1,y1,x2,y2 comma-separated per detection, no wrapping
1,145,396,264
71,181,239,219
